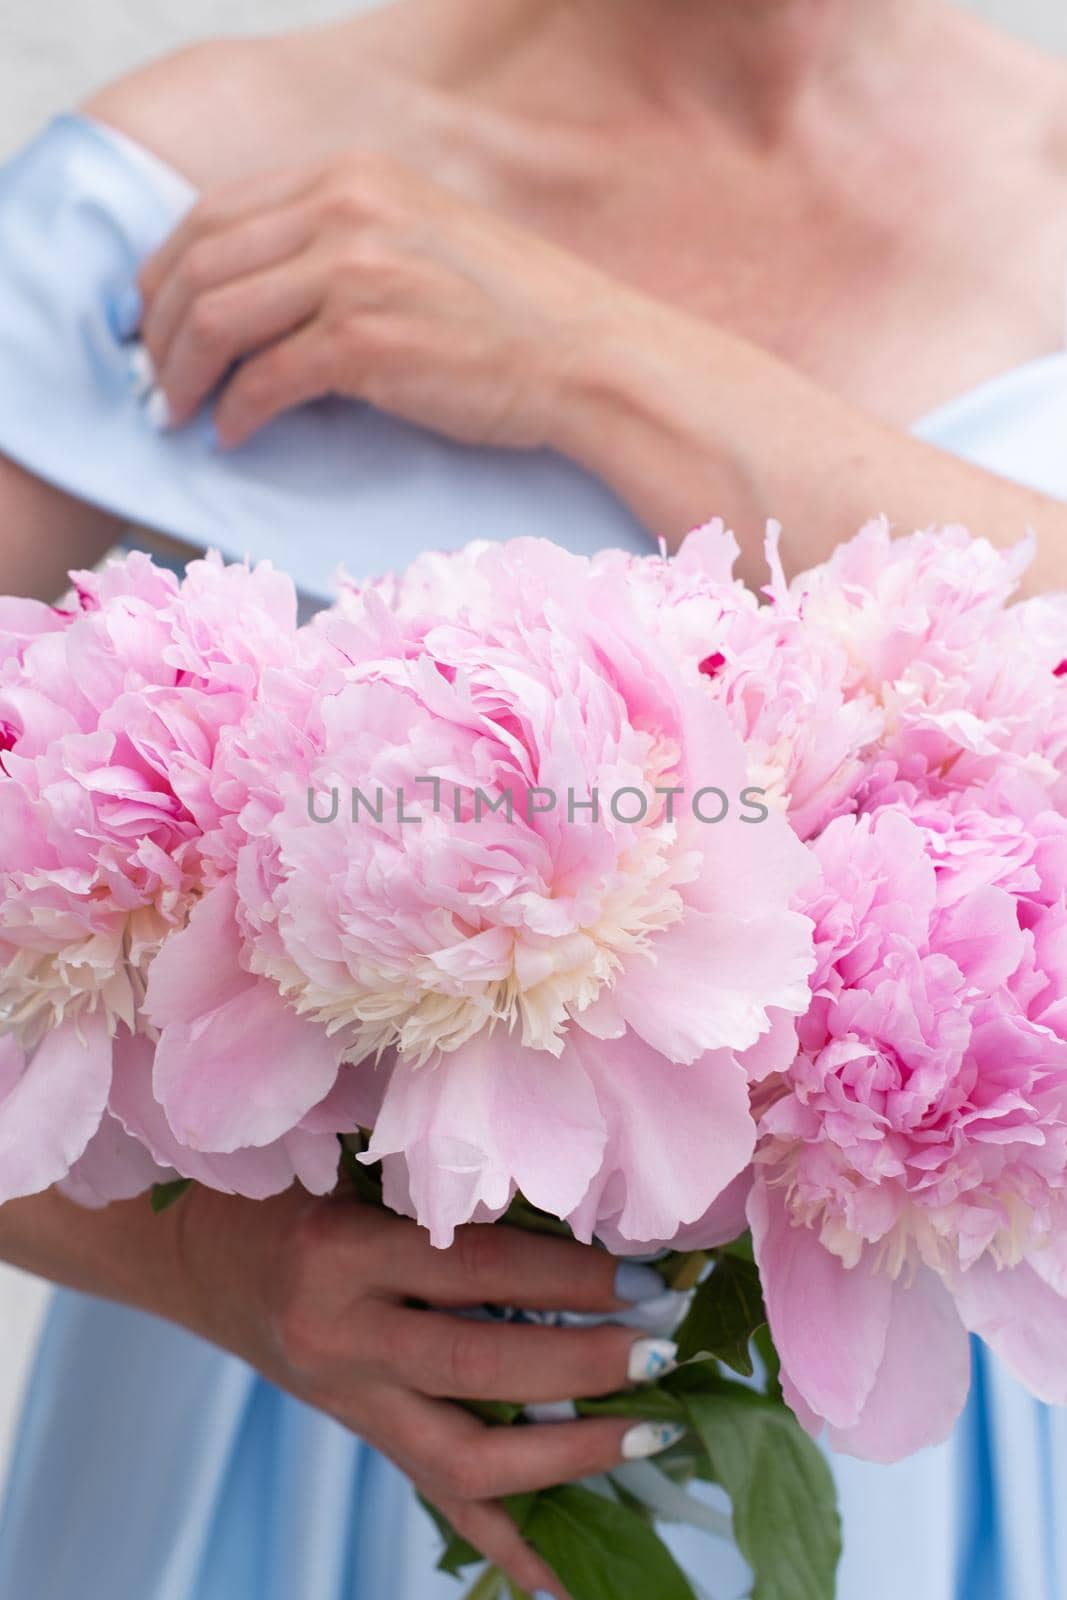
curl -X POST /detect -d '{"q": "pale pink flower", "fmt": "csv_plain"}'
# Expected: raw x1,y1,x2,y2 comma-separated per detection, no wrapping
792,518,1067,804
0,552,301,1202
592,524,885,841
150,537,815,1245
752,790,1067,1461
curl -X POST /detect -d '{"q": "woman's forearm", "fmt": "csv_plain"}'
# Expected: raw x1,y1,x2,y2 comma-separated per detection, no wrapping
556,305,1066,596
0,1189,192,1325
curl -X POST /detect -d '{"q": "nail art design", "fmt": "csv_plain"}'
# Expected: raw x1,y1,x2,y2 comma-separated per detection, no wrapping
614,1262,666,1303
627,1337,679,1385
621,1420,687,1461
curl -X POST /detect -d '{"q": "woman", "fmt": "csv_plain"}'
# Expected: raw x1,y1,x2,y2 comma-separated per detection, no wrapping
0,1,1064,1596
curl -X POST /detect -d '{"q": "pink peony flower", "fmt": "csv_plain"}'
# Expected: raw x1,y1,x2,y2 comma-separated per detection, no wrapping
791,518,1067,805
751,788,1067,1461
0,552,307,1203
148,537,816,1246
591,523,885,841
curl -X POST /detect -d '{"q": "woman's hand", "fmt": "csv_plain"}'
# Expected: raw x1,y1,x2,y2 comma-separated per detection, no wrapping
136,152,621,452
171,1183,675,1599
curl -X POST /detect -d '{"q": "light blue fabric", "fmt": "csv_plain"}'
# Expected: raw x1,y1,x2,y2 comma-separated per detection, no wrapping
0,113,1065,1600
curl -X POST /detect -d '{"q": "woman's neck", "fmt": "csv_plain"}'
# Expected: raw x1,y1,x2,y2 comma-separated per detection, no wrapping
431,0,923,143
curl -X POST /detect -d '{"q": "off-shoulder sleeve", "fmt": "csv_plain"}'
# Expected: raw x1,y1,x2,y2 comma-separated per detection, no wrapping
0,116,204,505
0,114,655,598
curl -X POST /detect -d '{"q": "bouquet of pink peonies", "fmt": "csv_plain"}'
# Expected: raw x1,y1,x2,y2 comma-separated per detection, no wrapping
0,519,1064,1599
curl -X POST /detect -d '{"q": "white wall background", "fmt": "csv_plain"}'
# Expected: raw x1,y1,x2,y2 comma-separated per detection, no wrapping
0,0,1063,1497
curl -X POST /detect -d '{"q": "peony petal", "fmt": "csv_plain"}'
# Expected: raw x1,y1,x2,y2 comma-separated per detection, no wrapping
954,1256,1067,1404
58,1107,174,1209
147,880,345,1153
299,1063,387,1135
613,909,814,1065
153,978,344,1154
366,1030,607,1248
143,880,250,1029
0,1017,112,1203
642,1168,755,1255
828,1268,971,1462
112,1030,339,1198
565,1032,755,1247
749,1178,892,1432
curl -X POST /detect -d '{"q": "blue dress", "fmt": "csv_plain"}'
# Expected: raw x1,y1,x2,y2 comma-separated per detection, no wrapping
0,113,1066,1600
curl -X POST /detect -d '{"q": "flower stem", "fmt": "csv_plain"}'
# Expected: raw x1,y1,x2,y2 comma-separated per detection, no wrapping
462,1565,506,1600
664,1250,709,1291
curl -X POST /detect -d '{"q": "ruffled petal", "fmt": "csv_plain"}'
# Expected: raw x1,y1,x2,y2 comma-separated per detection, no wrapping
749,1178,892,1432
365,1030,607,1248
612,909,814,1065
58,1105,174,1208
112,1030,339,1198
147,882,344,1152
954,1256,1067,1404
828,1268,971,1461
0,1016,111,1202
565,1032,755,1247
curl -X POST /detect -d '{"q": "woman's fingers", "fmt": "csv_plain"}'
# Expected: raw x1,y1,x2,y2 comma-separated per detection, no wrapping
364,1386,665,1503
376,1306,674,1403
213,322,338,445
376,1219,662,1316
142,203,318,374
139,166,316,301
426,1491,570,1600
155,262,325,428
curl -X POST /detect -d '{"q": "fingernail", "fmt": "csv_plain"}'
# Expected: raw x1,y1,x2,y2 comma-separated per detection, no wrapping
614,1262,665,1303
145,388,172,432
205,420,221,451
532,1592,554,1599
627,1338,678,1385
621,1420,687,1461
107,284,142,341
127,342,156,398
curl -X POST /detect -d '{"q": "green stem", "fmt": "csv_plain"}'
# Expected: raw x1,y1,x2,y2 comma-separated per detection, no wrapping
462,1565,506,1600
663,1250,709,1291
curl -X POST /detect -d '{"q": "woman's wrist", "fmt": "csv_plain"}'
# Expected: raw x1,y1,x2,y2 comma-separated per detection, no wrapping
543,294,775,564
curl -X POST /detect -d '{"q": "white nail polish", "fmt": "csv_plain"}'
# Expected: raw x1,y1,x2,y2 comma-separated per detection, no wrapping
621,1420,687,1461
145,387,172,432
128,342,156,398
627,1338,679,1385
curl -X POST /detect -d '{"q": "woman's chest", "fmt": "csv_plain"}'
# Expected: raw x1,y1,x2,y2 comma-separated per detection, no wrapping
528,126,1067,427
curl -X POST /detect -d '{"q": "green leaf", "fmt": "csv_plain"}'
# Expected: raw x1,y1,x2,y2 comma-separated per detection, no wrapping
674,1254,767,1376
150,1179,192,1214
418,1496,482,1576
513,1484,698,1600
683,1392,841,1600
753,1322,783,1403
574,1387,687,1423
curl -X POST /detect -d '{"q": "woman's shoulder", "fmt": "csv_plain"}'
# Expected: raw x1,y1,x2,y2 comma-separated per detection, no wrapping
79,10,430,190
81,35,316,187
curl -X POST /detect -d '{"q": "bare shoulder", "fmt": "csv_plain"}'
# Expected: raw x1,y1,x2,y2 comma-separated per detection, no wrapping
80,13,408,189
